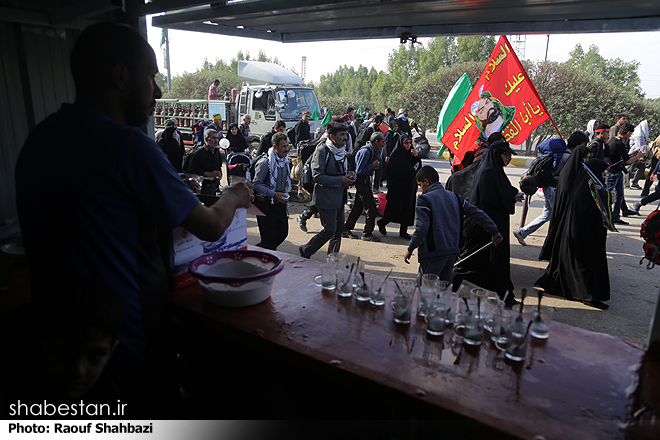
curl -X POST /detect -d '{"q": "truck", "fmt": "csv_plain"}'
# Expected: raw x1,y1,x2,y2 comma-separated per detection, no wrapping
154,61,322,145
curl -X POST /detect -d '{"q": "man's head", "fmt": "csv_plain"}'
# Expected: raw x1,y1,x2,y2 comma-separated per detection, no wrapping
34,278,123,401
619,122,635,140
70,23,162,126
374,114,384,126
272,132,290,158
399,108,408,117
595,123,610,141
165,118,178,128
567,131,589,151
474,95,502,126
212,113,222,128
302,110,311,123
274,120,286,132
213,79,220,86
386,108,393,116
242,115,252,126
415,165,439,191
370,132,384,151
326,117,349,148
346,107,354,117
204,128,220,150
616,114,628,126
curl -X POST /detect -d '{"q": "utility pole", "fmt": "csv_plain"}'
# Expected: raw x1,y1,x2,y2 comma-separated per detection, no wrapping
162,28,172,91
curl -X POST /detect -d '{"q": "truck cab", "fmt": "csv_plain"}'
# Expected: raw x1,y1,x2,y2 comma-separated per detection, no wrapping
236,61,320,136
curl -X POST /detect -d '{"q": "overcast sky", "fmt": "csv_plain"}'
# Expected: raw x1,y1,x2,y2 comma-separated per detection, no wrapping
145,19,660,100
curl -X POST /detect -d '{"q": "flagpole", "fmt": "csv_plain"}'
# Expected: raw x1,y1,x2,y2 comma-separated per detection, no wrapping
164,29,172,92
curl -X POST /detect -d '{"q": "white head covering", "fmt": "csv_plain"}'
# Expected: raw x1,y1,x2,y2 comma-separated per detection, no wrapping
586,119,598,141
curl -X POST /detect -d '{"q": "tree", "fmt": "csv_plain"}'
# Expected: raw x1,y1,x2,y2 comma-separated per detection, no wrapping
566,44,643,97
155,72,168,92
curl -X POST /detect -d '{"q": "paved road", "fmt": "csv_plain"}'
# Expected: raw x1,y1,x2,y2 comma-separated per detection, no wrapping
244,149,659,347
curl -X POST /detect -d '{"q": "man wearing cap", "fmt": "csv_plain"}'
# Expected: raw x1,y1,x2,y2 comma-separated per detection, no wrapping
299,117,357,258
587,123,610,161
252,132,291,251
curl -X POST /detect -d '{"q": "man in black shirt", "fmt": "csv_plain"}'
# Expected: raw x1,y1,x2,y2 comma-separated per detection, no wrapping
606,122,638,224
587,123,610,161
294,110,312,146
188,128,224,195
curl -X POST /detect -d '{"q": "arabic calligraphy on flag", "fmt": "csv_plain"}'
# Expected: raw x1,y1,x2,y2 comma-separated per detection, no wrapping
440,36,550,162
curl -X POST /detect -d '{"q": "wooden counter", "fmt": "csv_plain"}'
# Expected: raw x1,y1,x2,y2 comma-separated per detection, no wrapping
171,247,648,438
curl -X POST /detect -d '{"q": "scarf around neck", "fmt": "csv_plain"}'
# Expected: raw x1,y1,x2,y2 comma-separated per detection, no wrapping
326,138,347,172
267,147,291,195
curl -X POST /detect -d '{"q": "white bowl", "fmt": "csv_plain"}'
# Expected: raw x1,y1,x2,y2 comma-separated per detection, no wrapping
188,250,284,308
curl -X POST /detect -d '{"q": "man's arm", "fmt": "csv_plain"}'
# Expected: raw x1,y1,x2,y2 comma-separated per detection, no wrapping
461,198,503,246
180,182,253,241
354,148,376,176
311,148,343,188
405,199,430,264
252,158,274,198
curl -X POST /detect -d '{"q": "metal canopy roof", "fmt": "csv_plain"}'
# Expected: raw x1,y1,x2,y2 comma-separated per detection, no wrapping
146,0,660,43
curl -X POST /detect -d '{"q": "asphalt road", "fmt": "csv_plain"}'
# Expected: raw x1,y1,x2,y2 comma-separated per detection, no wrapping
243,150,659,347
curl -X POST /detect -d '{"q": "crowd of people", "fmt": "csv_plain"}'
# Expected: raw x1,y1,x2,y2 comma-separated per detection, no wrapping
9,20,655,418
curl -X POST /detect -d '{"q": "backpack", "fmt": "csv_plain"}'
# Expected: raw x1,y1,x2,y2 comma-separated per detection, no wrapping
301,147,330,193
192,120,213,145
181,145,202,173
640,205,660,269
249,154,267,182
524,154,555,189
286,126,296,146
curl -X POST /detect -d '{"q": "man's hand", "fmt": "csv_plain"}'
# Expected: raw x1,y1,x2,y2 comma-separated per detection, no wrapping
491,233,503,247
274,192,288,203
515,193,525,203
222,181,253,208
404,250,413,264
205,170,222,178
651,174,657,182
373,160,380,170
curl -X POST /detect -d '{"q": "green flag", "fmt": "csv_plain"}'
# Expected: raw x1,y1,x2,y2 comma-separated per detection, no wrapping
160,29,167,47
311,107,320,121
320,110,332,126
356,107,363,118
436,73,472,157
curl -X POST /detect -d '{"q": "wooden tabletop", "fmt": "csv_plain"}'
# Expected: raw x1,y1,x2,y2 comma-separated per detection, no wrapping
171,247,647,439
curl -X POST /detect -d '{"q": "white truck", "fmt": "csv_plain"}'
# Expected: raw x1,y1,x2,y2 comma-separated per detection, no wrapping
154,61,322,143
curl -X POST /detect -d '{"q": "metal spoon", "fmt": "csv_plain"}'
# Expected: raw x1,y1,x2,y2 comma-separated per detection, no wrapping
516,288,527,323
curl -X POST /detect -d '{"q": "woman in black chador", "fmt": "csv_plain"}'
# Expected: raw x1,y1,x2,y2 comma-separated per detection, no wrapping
452,140,522,305
377,135,422,239
535,145,611,310
225,122,249,153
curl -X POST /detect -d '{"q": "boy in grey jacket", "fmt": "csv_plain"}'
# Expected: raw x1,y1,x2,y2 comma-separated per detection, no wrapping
404,166,503,281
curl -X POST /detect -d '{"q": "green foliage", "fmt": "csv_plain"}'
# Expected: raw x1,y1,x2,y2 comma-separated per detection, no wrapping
155,72,168,92
566,44,643,97
398,62,484,131
313,95,376,120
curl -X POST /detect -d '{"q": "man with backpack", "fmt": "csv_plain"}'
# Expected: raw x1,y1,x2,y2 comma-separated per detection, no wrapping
513,133,581,246
343,132,384,242
299,118,357,259
252,132,291,251
256,121,286,158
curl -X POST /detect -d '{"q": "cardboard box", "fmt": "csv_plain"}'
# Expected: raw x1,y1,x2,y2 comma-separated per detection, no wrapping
169,207,247,290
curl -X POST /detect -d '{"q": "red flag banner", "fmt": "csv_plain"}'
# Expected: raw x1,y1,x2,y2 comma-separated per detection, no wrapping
440,36,550,162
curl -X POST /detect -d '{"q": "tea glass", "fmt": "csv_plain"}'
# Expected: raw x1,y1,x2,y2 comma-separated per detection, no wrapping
354,271,373,301
314,262,337,291
417,273,439,317
390,280,415,324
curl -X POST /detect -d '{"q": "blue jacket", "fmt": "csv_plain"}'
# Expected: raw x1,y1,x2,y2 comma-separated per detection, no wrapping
408,182,499,262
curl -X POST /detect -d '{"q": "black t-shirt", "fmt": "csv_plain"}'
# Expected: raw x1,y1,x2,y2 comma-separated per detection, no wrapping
607,137,629,173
